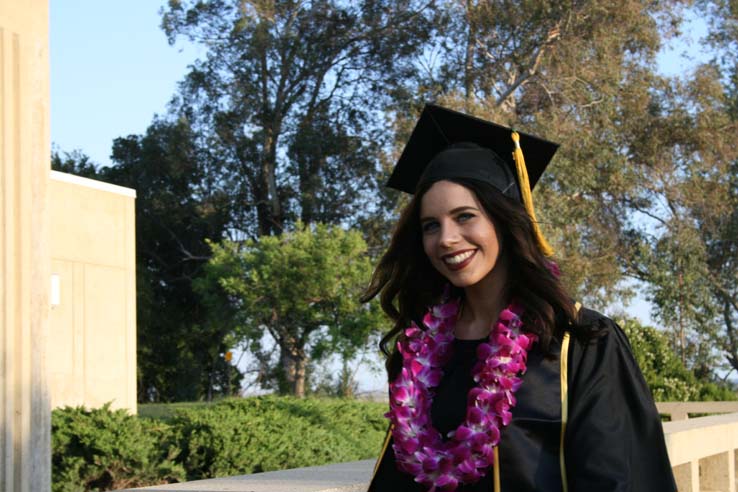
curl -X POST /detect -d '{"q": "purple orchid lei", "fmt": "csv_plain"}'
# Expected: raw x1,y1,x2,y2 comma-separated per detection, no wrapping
386,296,537,492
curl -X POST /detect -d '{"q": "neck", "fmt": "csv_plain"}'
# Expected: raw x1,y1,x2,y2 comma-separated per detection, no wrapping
456,259,510,339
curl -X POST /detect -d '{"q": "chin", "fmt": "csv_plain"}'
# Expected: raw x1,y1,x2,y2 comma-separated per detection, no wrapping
445,273,483,288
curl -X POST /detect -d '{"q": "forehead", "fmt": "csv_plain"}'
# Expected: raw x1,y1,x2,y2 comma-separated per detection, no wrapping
419,180,480,216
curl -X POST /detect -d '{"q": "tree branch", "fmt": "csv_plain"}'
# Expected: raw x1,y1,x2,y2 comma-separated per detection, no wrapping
494,25,561,107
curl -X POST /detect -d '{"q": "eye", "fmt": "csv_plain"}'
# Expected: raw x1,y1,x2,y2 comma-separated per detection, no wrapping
421,220,439,233
457,212,475,222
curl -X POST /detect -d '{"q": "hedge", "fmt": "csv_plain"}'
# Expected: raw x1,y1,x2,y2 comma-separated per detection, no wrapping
52,397,388,491
51,403,185,492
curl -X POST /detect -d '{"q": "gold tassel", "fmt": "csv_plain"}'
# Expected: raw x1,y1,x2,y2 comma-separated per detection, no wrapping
511,132,554,257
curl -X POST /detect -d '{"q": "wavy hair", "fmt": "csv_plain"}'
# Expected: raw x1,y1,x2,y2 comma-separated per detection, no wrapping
362,177,578,380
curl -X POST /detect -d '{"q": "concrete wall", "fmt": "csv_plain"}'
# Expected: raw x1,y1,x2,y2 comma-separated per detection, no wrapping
0,1,52,490
49,171,137,413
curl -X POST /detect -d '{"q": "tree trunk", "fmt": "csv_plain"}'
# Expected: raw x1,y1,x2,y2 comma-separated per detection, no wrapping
279,345,307,398
293,356,307,398
464,0,475,109
256,107,284,236
723,300,738,372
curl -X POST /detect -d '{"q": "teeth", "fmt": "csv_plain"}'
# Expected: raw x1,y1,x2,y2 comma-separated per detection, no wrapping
444,250,475,265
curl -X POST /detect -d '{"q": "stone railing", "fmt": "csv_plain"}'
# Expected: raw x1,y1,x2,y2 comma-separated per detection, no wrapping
657,402,738,492
663,412,738,492
657,401,738,421
127,402,738,492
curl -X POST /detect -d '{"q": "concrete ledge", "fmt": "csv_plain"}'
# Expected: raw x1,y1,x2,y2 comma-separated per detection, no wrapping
657,401,738,421
663,412,738,466
123,459,374,492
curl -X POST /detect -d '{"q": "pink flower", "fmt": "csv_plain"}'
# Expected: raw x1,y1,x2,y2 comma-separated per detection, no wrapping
432,298,459,318
405,326,422,339
546,260,561,278
386,293,535,491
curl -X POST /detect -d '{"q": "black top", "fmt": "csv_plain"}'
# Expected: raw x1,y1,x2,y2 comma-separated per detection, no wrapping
368,308,677,492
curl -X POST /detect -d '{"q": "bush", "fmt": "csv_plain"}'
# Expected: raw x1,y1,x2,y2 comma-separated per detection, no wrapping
52,397,388,490
52,404,185,492
621,318,736,402
171,396,387,479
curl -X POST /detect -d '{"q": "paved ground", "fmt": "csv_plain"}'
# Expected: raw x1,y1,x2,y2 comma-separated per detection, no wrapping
121,459,374,492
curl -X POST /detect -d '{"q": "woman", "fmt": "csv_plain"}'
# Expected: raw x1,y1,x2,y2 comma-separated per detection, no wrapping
363,104,676,492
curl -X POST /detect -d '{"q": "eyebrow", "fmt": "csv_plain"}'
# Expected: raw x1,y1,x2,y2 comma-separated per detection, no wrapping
420,205,479,222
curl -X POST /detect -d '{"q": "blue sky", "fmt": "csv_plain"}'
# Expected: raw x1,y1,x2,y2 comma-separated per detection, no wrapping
50,2,710,392
51,1,201,166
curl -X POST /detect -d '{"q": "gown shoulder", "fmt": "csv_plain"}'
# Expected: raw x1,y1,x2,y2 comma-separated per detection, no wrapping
563,307,677,492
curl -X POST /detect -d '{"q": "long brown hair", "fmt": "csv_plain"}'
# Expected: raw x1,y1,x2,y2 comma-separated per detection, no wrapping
362,177,578,380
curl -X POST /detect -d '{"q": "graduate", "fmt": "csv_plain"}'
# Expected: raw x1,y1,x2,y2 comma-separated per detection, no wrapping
362,104,676,492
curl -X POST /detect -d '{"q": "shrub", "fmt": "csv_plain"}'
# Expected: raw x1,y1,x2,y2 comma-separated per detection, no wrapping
171,396,387,479
621,318,736,402
51,404,185,492
52,397,388,490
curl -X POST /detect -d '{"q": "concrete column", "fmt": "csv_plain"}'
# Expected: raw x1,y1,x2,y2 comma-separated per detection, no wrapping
673,462,698,492
0,1,51,491
700,451,734,492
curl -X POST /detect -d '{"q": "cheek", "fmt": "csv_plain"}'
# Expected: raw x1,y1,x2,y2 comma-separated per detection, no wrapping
490,230,502,259
421,235,434,259
478,224,501,258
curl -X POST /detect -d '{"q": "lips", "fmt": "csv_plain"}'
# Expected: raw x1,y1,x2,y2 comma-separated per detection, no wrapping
442,249,477,271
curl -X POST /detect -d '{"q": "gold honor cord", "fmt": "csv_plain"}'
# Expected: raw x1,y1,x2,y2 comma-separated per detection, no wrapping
371,424,393,481
493,447,501,492
559,331,571,492
510,132,554,257
559,302,580,492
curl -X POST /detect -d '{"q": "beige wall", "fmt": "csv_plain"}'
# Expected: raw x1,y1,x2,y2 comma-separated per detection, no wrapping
49,171,137,413
1,1,51,490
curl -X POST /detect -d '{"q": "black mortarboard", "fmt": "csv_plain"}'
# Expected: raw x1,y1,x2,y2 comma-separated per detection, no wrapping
386,104,559,198
387,103,560,256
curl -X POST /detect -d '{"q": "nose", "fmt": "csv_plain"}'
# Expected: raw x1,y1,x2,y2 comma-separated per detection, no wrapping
438,221,461,249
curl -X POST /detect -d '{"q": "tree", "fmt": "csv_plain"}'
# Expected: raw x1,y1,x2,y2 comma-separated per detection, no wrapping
156,1,437,395
51,148,100,179
106,118,243,401
619,1,738,376
620,316,735,401
198,223,384,397
160,0,437,238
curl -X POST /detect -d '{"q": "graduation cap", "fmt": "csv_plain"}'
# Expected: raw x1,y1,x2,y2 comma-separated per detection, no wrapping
387,103,559,256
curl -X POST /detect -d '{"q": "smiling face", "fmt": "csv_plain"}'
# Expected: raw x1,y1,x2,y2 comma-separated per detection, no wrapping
419,180,503,288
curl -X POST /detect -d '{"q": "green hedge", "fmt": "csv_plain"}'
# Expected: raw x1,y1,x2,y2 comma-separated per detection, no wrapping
172,397,386,479
52,397,387,491
51,403,185,492
621,318,737,402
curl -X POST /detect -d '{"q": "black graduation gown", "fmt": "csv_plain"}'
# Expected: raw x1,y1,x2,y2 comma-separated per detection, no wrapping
367,308,677,492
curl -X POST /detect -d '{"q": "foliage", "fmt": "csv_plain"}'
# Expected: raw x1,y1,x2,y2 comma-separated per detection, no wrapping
161,0,437,237
51,404,185,492
618,57,738,374
198,223,385,396
109,119,244,402
139,401,212,421
51,397,387,490
51,148,101,179
93,0,435,402
620,317,735,402
171,396,386,479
